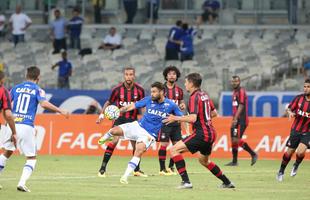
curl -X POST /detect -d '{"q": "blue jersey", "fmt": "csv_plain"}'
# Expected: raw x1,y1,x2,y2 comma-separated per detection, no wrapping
68,16,84,37
180,28,197,55
135,96,183,138
166,26,183,50
10,81,47,127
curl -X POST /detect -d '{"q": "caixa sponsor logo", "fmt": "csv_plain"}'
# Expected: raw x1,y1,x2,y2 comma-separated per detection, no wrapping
220,92,299,117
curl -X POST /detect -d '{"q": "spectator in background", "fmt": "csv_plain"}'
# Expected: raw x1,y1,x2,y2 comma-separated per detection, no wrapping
51,51,72,89
9,5,32,46
197,0,220,25
68,8,84,50
98,27,122,51
123,0,138,24
146,0,160,24
179,23,196,62
50,9,67,54
0,11,6,38
92,0,106,24
165,20,183,61
43,0,57,24
303,56,310,79
84,101,101,114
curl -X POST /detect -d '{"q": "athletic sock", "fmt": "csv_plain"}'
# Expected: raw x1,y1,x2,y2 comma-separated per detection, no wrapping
232,144,238,163
207,162,231,185
100,142,116,171
123,156,140,178
18,159,37,186
158,146,167,171
241,141,256,156
100,132,113,142
172,154,190,183
294,154,305,168
279,152,292,173
168,158,174,169
0,154,8,174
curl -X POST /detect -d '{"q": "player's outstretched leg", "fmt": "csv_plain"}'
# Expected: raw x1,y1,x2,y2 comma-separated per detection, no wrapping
171,154,192,189
199,155,235,188
98,131,114,145
17,158,36,192
98,139,118,177
277,151,293,182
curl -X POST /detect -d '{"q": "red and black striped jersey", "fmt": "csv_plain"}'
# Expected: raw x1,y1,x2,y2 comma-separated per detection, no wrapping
0,86,11,111
232,87,249,126
109,82,145,120
164,82,184,106
187,89,216,143
288,94,310,133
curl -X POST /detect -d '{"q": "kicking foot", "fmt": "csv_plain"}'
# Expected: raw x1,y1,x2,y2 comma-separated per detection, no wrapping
290,164,298,177
177,181,193,189
251,154,258,166
98,136,113,145
17,185,31,192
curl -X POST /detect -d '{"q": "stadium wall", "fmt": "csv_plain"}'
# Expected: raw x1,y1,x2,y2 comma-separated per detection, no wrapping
4,115,307,160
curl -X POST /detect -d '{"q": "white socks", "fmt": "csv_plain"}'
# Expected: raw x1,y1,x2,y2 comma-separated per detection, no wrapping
123,156,140,179
18,159,37,186
101,132,113,141
0,154,8,173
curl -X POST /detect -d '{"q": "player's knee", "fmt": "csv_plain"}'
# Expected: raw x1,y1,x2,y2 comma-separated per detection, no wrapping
170,146,178,157
296,151,305,158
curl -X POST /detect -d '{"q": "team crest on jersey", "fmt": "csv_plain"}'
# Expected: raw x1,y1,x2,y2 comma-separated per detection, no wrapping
151,104,155,107
164,103,170,107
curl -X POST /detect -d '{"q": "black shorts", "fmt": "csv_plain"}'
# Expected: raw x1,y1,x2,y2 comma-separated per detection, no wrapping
158,124,182,142
165,47,179,60
201,10,218,21
231,124,247,138
183,133,213,156
286,130,310,149
113,117,135,127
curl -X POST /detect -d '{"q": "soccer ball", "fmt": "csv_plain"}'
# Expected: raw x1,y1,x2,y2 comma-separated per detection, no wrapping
104,105,120,120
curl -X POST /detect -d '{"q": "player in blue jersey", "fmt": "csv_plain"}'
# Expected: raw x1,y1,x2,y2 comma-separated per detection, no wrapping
98,81,183,184
165,20,183,61
0,66,69,192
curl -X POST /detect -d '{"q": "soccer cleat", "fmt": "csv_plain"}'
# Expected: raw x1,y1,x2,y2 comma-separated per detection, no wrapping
276,172,284,182
176,181,193,189
97,170,106,178
167,167,177,175
98,136,113,145
219,182,235,189
251,154,258,166
120,176,128,184
133,170,148,177
290,164,298,177
159,169,172,176
17,185,31,192
225,162,238,166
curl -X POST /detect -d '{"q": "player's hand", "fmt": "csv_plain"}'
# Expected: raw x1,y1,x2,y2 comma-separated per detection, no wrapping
288,111,295,120
162,114,177,125
11,134,17,148
179,102,186,110
61,110,69,118
96,113,105,124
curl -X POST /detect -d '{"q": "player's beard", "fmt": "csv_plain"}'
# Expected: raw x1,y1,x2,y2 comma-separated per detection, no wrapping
168,79,175,85
125,80,133,86
151,95,160,101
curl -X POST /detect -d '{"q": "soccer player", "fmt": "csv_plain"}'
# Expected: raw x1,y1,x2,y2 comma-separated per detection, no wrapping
225,75,257,166
158,66,185,175
163,73,235,189
0,71,17,190
276,78,310,182
98,82,183,184
0,66,69,192
96,67,145,177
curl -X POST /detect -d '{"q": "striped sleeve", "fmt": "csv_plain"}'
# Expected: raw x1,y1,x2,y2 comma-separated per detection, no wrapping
109,87,119,103
2,88,12,110
179,87,184,100
209,99,215,111
239,88,246,105
188,94,199,114
288,95,300,112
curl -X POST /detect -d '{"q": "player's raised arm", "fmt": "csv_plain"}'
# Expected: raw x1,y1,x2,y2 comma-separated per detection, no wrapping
119,103,136,113
40,100,69,118
96,100,111,124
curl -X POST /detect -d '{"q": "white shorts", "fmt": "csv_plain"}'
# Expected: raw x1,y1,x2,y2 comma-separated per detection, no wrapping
119,121,155,150
0,124,36,157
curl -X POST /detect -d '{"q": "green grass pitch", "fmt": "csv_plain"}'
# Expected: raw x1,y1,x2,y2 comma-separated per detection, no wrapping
0,155,309,200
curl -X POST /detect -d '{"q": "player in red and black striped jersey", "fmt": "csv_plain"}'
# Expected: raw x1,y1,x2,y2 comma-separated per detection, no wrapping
164,73,234,189
96,67,145,177
226,76,257,166
158,66,186,176
276,78,310,182
0,71,17,190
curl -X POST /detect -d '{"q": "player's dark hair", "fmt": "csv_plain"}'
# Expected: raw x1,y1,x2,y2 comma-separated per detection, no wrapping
232,75,240,80
163,65,181,81
185,73,202,88
123,66,135,73
26,66,40,80
305,78,310,84
151,81,164,91
176,20,182,26
182,23,189,31
0,71,5,80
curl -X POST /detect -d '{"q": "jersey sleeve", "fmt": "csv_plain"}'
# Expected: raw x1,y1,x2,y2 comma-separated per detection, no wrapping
37,88,47,102
209,99,216,111
239,88,246,105
188,95,199,115
140,88,145,99
135,96,150,109
179,88,184,100
109,88,119,103
288,95,299,112
2,88,12,110
172,102,183,116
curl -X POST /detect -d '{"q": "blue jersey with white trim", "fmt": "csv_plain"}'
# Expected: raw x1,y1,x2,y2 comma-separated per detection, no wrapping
135,96,183,138
10,81,47,127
